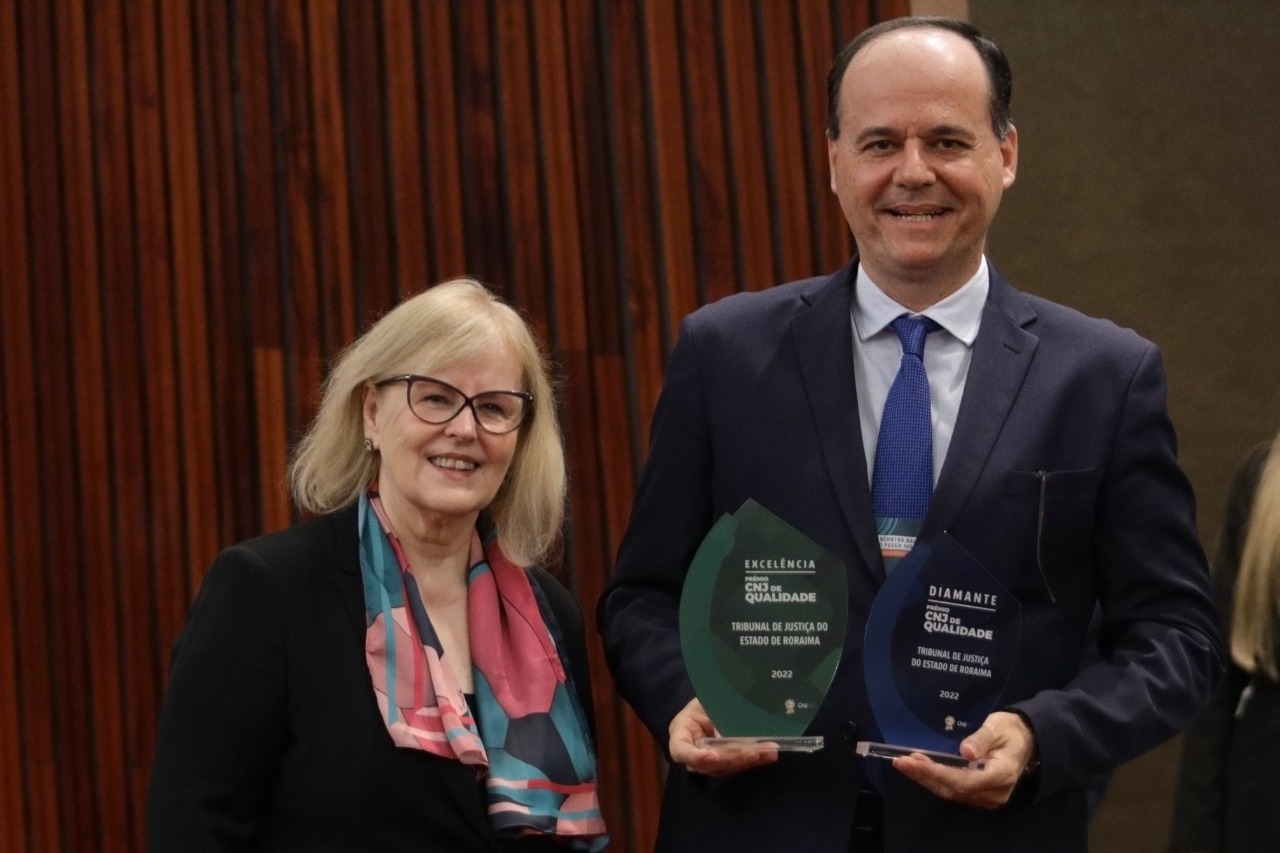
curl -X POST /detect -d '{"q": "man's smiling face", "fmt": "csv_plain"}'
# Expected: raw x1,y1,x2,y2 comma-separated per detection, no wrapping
827,26,1017,303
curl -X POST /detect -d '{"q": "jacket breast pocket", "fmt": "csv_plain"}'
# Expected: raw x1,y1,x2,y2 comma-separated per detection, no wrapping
1002,468,1100,602
1005,468,1099,497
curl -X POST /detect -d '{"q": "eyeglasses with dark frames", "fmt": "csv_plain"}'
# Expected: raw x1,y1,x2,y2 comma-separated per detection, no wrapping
374,375,533,435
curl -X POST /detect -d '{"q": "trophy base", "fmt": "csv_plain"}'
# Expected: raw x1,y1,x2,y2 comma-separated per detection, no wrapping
696,736,824,754
855,741,985,770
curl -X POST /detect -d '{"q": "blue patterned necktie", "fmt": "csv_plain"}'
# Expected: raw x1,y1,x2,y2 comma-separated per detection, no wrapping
864,315,940,792
872,315,940,521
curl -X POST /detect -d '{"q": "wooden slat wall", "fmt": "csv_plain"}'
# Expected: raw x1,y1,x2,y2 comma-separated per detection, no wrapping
0,1,906,850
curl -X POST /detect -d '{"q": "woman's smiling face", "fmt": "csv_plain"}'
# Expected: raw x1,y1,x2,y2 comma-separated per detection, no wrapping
362,342,523,532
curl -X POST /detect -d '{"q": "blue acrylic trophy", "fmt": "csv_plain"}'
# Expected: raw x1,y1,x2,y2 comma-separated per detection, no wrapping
860,533,1021,768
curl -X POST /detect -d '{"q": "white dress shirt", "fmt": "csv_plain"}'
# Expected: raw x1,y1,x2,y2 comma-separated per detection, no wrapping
851,259,989,488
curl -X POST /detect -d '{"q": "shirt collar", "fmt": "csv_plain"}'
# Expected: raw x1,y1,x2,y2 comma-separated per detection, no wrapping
853,258,989,347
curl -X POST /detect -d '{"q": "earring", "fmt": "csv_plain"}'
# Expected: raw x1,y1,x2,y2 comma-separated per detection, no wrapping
363,438,374,454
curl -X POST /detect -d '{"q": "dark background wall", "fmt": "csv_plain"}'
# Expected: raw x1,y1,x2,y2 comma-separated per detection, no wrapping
970,1,1280,850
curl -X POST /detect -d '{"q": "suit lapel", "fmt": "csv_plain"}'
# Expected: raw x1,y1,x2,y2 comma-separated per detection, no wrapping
319,506,368,634
790,265,884,583
924,272,1039,538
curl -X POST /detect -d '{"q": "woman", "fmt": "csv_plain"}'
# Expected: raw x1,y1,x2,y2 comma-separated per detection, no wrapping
1169,429,1280,852
148,278,607,852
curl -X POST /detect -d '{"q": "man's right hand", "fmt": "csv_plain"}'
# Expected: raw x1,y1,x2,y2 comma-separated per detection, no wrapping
667,697,779,777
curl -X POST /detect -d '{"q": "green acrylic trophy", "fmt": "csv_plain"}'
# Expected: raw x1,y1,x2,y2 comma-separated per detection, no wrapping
679,500,848,752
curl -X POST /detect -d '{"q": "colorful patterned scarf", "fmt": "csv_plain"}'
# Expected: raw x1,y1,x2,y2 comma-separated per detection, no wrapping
359,491,607,850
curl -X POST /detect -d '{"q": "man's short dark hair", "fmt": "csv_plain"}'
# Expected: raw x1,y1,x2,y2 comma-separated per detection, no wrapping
826,16,1013,141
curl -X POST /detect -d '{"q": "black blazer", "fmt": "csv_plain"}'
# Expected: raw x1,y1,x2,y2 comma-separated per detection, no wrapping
1169,443,1280,853
599,262,1222,852
147,506,595,852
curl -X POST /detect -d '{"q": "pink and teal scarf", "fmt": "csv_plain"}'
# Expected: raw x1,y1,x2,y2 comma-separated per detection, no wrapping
359,490,607,850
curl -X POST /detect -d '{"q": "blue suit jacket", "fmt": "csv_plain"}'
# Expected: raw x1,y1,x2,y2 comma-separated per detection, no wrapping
598,262,1222,852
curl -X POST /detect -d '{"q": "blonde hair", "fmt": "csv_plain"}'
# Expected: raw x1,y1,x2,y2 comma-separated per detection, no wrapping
1231,431,1280,679
289,277,566,565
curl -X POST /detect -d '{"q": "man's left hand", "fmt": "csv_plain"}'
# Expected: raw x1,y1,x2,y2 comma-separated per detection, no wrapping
891,710,1037,809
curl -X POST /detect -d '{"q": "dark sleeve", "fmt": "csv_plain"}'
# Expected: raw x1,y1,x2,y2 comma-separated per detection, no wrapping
1009,343,1223,797
147,545,289,852
529,567,596,743
1166,444,1268,852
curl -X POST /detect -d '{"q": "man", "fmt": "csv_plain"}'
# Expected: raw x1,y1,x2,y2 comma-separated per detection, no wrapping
597,16,1223,853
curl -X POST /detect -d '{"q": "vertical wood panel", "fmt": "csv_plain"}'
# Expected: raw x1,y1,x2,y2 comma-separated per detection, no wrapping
0,243,22,846
0,3,891,849
121,0,179,834
799,0,856,267
89,3,153,843
642,0,697,346
606,0,661,475
126,0,187,716
599,16,645,520
417,0,467,283
720,1,777,292
194,0,259,541
0,3,39,848
20,0,93,849
306,0,358,354
758,0,817,282
239,0,291,531
382,0,430,294
0,325,23,853
339,0,395,315
0,14,26,838
453,0,507,290
276,0,325,436
678,0,737,307
0,198,50,853
159,0,221,589
494,0,549,321
56,0,133,848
